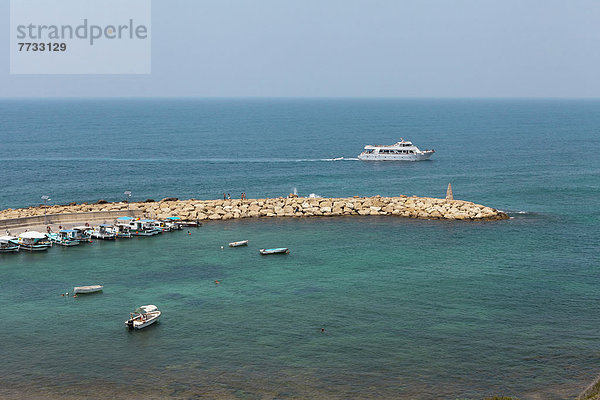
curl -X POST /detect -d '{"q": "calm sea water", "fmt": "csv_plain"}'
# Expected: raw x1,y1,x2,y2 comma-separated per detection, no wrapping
0,99,599,399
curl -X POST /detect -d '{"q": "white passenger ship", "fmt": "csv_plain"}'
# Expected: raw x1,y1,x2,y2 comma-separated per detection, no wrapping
358,139,434,161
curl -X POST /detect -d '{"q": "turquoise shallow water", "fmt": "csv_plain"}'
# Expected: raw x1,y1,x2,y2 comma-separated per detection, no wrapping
0,99,599,399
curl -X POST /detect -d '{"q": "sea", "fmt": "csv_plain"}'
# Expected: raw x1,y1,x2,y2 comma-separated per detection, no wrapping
0,98,599,399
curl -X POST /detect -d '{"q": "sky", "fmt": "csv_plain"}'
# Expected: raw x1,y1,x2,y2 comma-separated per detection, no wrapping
1,0,599,98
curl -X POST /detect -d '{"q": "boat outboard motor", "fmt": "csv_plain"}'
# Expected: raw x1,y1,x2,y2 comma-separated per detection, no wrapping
126,315,134,329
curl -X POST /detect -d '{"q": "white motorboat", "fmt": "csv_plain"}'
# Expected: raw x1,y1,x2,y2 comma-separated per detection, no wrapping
260,247,290,255
163,217,183,230
17,231,52,251
125,305,161,330
91,224,117,240
128,219,162,236
178,220,201,227
73,285,104,294
115,217,133,238
0,236,19,253
72,226,93,243
229,240,249,247
48,230,80,246
358,138,434,161
152,220,172,233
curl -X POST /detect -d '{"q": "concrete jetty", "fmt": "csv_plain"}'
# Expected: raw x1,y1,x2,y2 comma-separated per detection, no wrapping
0,195,508,230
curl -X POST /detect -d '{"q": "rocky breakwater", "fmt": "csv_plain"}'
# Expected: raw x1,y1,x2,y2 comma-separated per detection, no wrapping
0,196,508,223
0,201,135,220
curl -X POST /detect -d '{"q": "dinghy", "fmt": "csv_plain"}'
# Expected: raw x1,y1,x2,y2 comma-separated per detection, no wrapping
259,248,290,255
73,285,104,294
125,305,161,330
229,240,249,247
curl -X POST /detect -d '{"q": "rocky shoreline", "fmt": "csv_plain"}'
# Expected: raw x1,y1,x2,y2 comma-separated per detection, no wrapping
0,195,508,224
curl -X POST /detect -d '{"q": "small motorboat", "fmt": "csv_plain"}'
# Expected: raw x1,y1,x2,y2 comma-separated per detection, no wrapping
73,285,104,294
125,305,161,330
229,240,249,247
178,220,202,227
115,217,133,238
129,219,162,236
163,217,183,230
115,224,132,238
72,226,93,243
90,224,117,240
260,248,290,255
0,236,19,253
17,231,52,251
48,230,80,246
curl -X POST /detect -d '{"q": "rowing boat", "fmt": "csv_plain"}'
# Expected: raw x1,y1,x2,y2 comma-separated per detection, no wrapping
259,248,289,255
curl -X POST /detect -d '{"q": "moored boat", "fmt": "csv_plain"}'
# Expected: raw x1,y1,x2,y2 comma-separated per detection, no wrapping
358,138,434,161
48,229,80,246
229,240,249,247
129,219,162,236
178,220,202,227
73,285,104,294
125,305,161,330
115,225,132,238
17,231,52,251
115,217,134,238
260,247,290,255
0,236,19,253
90,224,117,240
158,217,181,232
163,216,183,230
72,226,93,243
151,220,172,233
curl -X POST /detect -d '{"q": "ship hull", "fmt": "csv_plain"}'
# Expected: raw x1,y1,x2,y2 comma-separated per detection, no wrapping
358,151,434,161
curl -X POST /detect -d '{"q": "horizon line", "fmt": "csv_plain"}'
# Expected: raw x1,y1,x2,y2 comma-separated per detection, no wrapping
1,95,600,100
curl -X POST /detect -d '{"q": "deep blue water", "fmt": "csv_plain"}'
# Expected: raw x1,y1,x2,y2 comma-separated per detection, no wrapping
0,99,599,399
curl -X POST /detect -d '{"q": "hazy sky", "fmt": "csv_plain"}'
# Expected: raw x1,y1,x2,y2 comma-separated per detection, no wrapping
1,0,599,97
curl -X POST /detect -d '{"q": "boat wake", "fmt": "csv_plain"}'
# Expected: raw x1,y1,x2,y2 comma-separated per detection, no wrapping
501,210,531,215
503,210,539,219
3,157,360,163
320,157,360,161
